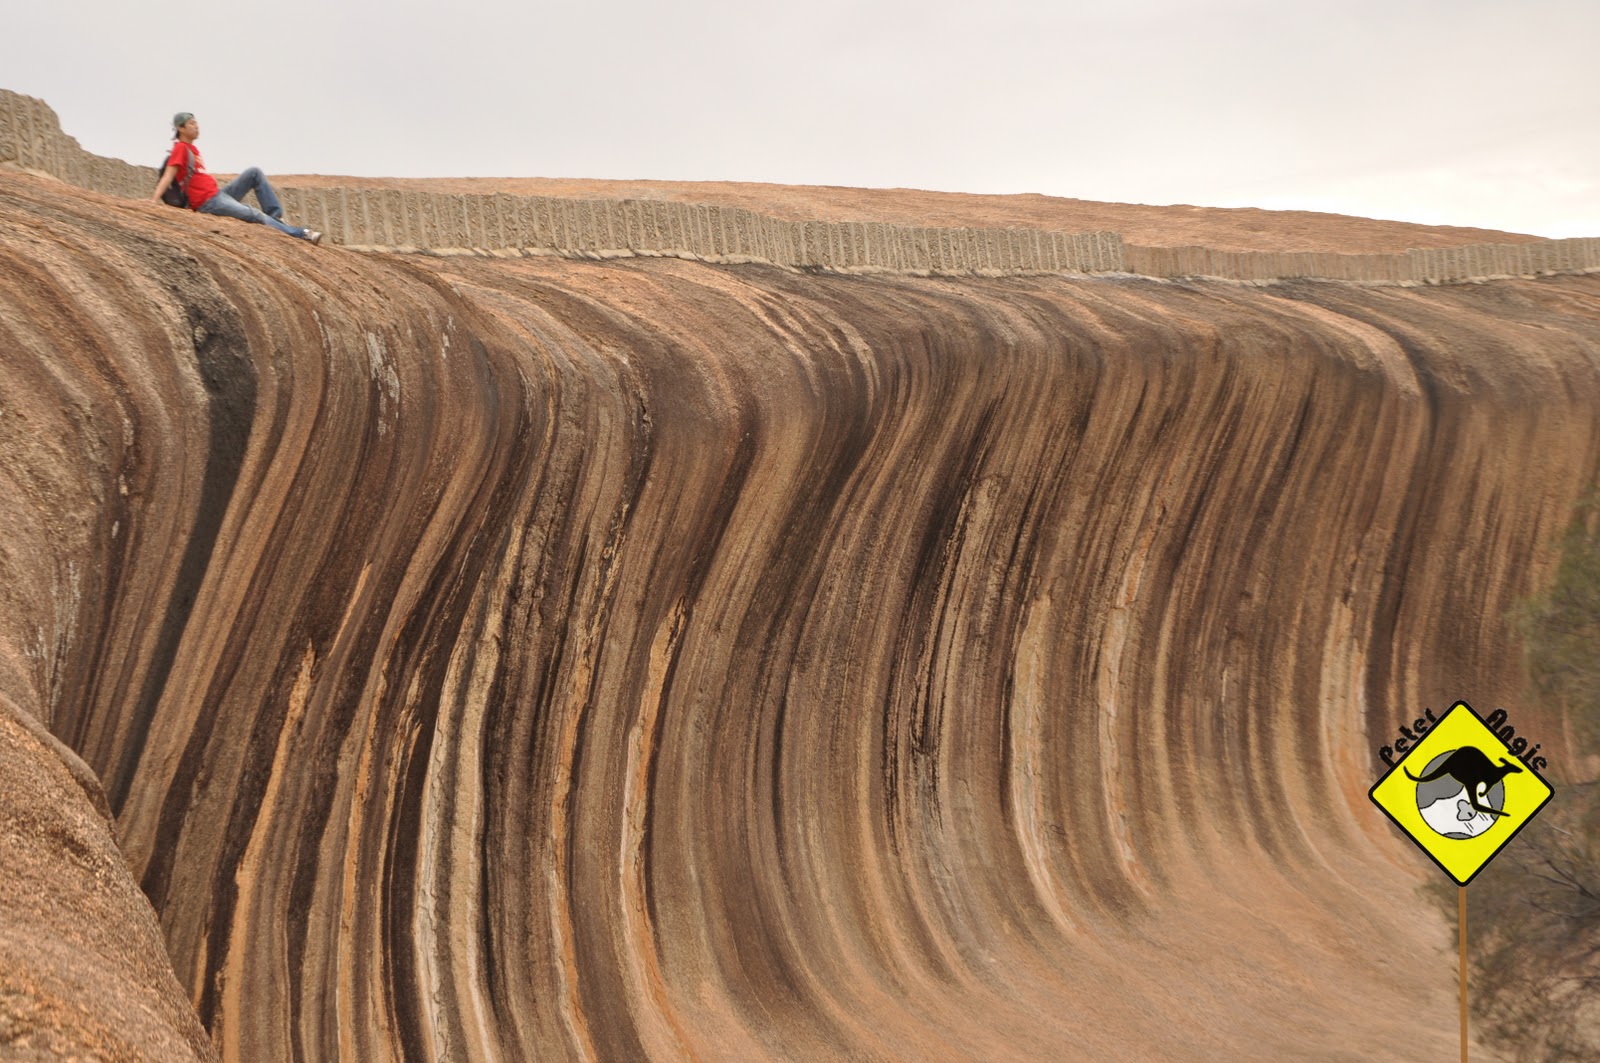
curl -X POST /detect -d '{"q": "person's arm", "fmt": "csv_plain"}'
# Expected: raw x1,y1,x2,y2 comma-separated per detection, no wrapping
150,163,179,204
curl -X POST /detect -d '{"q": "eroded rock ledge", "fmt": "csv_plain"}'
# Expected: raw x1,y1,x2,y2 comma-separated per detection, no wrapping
0,693,217,1061
5,88,1598,284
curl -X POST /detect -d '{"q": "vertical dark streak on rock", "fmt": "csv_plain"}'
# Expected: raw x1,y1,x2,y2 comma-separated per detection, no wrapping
1275,286,1446,747
135,346,259,943
109,246,257,819
369,333,525,1059
382,715,433,1062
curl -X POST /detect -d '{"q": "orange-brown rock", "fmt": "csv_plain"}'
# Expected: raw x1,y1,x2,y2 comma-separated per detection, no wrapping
3,143,1599,1060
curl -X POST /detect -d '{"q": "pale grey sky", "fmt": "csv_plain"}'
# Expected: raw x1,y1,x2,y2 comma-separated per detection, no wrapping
6,0,1597,236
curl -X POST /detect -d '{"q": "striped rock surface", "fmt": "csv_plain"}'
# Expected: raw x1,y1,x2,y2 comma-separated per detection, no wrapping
3,169,1599,1061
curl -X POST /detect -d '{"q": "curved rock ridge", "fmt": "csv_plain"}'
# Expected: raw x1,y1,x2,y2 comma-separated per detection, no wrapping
5,165,1600,1060
5,88,1599,285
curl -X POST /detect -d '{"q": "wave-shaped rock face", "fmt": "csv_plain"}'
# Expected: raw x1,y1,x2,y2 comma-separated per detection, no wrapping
4,155,1600,1059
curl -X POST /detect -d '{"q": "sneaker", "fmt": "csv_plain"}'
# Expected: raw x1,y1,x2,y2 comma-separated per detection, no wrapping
305,229,323,246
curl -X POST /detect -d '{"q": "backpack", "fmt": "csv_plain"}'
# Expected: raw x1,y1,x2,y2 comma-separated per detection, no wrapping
160,143,196,208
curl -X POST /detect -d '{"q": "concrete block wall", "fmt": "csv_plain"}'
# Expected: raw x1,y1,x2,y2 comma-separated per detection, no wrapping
5,88,1597,285
1123,239,1600,285
268,183,1130,275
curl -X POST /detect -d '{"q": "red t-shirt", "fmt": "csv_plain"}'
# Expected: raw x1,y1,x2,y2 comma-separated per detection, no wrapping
165,141,220,210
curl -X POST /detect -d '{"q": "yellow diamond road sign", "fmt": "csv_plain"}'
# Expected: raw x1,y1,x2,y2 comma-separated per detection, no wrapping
1370,701,1553,886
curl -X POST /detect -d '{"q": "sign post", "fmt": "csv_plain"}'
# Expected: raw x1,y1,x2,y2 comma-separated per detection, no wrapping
1460,887,1467,1063
1369,700,1554,1061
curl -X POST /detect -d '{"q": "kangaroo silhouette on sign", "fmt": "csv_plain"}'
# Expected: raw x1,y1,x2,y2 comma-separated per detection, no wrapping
1406,747,1522,818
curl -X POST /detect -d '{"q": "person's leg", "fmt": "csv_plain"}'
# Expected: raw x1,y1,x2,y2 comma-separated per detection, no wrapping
198,192,309,239
219,167,285,220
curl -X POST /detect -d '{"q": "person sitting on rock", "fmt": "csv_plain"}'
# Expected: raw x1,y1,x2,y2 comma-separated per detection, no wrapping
150,112,322,246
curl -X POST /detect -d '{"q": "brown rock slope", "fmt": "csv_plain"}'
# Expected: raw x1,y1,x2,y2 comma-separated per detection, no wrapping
4,168,1600,1061
0,694,217,1061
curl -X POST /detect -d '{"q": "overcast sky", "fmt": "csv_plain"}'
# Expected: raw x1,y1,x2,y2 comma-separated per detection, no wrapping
6,0,1596,237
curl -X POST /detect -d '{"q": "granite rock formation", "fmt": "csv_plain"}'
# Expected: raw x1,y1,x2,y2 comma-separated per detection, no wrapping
4,96,1600,1061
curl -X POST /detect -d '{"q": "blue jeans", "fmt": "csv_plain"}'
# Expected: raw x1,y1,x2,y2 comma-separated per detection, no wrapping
198,167,312,239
